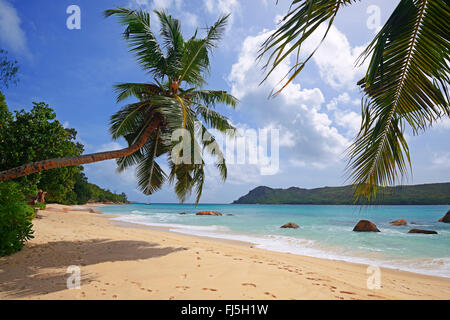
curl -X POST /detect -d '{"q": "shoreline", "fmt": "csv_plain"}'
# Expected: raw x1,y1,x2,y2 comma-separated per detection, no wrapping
104,204,450,280
0,204,449,300
111,215,450,279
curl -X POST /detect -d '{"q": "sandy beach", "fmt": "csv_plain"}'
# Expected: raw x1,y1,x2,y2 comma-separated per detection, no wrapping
0,204,449,300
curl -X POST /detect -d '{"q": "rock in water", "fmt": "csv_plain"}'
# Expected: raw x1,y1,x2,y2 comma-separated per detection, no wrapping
280,222,300,229
196,211,222,216
353,220,380,232
179,212,187,215
438,211,450,223
408,229,438,235
389,219,407,226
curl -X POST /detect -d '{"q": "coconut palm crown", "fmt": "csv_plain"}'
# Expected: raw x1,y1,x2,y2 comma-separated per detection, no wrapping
105,8,238,203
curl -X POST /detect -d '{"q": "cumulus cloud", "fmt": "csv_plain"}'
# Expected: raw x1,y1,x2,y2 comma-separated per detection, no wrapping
228,30,350,169
285,24,368,90
432,152,450,168
204,0,240,27
0,0,29,56
433,117,450,130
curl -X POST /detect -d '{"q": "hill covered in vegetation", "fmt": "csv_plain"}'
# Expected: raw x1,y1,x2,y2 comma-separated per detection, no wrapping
233,183,450,205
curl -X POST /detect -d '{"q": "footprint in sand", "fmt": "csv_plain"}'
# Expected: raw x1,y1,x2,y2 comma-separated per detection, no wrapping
264,292,277,298
340,291,356,295
242,283,257,288
202,288,217,292
176,286,190,292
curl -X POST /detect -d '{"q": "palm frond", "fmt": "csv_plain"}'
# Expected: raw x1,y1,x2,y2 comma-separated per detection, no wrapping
179,14,230,85
190,90,239,108
105,7,167,78
154,10,184,78
348,0,450,201
110,101,153,139
114,83,162,103
259,0,358,95
195,104,235,132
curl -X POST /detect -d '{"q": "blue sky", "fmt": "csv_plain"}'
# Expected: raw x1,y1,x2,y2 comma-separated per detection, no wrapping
1,0,449,203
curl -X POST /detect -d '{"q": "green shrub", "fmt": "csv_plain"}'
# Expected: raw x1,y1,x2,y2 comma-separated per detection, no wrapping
0,182,35,256
34,202,46,210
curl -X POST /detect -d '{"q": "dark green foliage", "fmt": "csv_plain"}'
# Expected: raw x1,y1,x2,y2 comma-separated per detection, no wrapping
0,102,84,202
0,49,19,89
233,183,450,205
72,172,128,204
0,95,128,205
0,182,35,256
34,202,46,210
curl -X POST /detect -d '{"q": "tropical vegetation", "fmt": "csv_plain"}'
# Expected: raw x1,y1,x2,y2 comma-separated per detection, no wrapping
0,92,128,205
0,181,35,256
233,183,450,205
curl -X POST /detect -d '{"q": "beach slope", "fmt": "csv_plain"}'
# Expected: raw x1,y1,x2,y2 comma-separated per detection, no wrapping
0,204,449,300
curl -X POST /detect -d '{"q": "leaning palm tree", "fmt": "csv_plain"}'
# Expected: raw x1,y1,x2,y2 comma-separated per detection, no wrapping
259,0,449,201
0,8,238,203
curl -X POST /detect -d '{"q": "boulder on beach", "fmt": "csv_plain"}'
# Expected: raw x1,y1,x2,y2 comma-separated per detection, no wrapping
179,212,187,215
88,208,102,214
280,222,300,229
196,211,222,216
353,220,380,232
408,229,438,235
438,211,450,223
389,219,407,226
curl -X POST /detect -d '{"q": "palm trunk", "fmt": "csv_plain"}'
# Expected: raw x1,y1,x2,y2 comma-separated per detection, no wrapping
0,119,161,182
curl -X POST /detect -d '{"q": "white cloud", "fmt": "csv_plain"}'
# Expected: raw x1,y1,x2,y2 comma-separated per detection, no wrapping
295,24,368,89
334,110,361,138
326,93,351,111
433,117,450,130
204,0,240,27
0,0,29,56
432,152,450,168
228,30,350,169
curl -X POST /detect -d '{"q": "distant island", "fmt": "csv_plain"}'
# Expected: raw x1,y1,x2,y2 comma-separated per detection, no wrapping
233,183,450,205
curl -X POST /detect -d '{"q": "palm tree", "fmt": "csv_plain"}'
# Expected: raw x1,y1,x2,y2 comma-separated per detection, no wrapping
0,8,238,203
259,0,449,201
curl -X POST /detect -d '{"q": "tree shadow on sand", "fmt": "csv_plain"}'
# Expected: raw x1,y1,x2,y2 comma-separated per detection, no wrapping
0,239,186,297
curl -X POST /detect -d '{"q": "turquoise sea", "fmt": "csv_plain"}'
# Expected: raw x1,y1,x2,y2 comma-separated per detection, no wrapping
99,204,450,278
